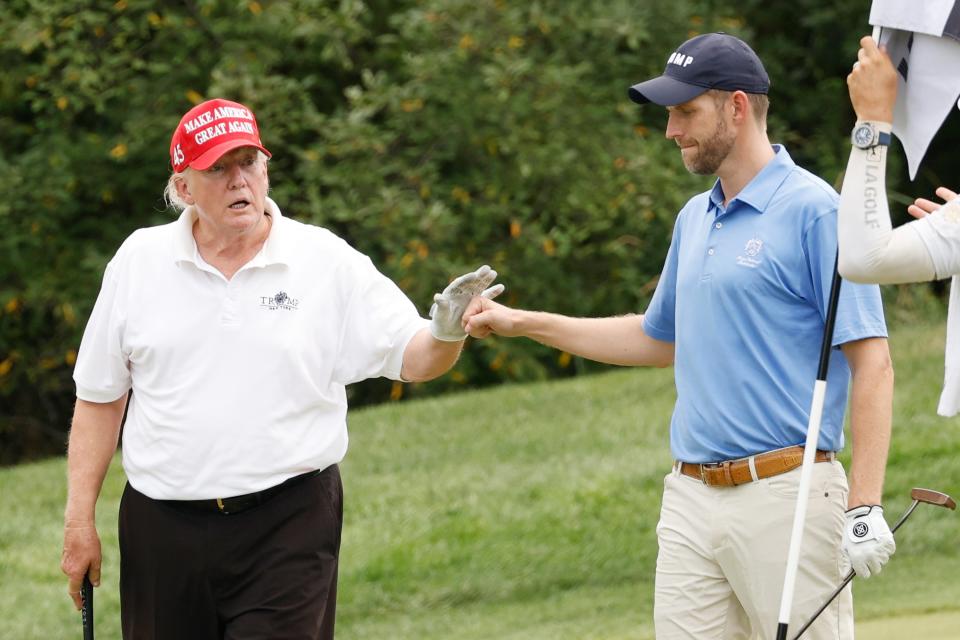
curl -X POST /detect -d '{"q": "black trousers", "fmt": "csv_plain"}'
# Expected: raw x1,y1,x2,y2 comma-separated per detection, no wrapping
119,465,343,640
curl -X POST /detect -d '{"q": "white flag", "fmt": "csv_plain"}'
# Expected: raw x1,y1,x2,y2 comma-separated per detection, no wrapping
870,0,960,179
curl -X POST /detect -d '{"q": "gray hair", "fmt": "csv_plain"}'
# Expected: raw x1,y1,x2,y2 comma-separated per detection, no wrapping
163,150,270,212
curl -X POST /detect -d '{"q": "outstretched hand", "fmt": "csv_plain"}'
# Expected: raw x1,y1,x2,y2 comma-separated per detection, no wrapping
429,265,505,341
848,35,898,123
907,186,960,219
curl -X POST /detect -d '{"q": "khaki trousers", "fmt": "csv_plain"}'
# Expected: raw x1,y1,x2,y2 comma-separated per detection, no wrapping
654,461,853,639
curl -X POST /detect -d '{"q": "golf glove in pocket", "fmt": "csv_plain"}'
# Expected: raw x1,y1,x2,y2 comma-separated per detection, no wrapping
429,265,505,341
842,505,895,578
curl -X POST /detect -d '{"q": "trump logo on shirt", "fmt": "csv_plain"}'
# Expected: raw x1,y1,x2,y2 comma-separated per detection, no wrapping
260,291,300,311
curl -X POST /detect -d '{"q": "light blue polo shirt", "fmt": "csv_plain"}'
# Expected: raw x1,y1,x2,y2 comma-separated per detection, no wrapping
643,145,887,463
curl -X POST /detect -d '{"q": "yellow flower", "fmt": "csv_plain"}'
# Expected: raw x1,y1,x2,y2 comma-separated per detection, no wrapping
390,381,403,401
56,96,69,110
61,303,76,325
509,220,521,238
452,187,471,205
248,1,263,15
558,352,572,368
542,238,556,256
185,89,204,105
147,12,162,27
114,0,127,10
450,370,467,383
65,350,77,366
0,358,12,377
110,143,128,159
4,298,19,314
508,36,524,49
401,98,424,112
459,34,476,51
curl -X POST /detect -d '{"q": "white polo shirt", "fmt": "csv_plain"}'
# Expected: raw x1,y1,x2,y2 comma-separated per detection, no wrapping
74,198,428,499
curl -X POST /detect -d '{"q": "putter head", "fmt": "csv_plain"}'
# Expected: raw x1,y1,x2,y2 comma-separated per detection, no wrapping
910,488,957,510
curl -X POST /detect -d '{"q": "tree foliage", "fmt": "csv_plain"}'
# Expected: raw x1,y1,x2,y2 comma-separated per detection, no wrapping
1,0,956,462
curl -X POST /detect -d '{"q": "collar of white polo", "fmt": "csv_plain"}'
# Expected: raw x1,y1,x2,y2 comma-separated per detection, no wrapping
172,197,290,268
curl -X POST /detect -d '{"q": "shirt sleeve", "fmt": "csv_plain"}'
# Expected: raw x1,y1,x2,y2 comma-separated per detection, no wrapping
804,212,888,347
912,199,960,280
642,217,681,343
73,258,132,402
331,256,429,385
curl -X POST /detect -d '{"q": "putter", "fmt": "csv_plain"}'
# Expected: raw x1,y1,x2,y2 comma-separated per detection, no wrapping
791,488,956,640
81,573,94,640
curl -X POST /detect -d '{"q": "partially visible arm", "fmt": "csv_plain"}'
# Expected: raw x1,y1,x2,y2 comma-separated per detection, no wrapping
463,297,674,367
61,394,127,610
837,145,935,284
400,327,464,382
840,337,893,507
838,35,936,284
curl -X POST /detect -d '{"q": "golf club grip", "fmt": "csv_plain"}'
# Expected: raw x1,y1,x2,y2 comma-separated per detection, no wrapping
81,574,94,640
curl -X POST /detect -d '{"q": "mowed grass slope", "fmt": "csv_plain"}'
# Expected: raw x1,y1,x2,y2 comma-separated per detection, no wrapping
1,324,958,639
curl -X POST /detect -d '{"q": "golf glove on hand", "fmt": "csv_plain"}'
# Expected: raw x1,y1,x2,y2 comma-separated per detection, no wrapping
842,505,895,578
429,265,505,341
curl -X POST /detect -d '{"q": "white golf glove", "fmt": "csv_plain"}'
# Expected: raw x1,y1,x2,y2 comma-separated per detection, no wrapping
429,265,505,341
842,505,896,578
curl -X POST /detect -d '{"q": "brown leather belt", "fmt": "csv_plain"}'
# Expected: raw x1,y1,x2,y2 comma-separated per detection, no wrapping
676,446,835,487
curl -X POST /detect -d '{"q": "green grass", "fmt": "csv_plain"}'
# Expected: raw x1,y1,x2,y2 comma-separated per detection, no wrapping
1,323,958,638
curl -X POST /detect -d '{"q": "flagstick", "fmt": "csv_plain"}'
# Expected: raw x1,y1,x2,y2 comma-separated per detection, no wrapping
775,28,883,639
774,256,842,640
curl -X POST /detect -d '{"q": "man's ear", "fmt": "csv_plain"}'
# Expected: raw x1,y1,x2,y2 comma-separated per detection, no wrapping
730,90,750,125
174,176,195,205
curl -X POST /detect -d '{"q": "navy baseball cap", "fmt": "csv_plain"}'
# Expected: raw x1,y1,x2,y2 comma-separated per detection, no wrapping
628,33,769,106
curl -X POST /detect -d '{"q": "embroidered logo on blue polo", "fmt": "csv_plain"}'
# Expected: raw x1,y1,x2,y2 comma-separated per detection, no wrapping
736,237,763,269
259,291,299,311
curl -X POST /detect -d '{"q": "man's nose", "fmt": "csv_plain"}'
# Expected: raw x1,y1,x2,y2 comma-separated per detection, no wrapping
226,164,246,188
665,112,681,140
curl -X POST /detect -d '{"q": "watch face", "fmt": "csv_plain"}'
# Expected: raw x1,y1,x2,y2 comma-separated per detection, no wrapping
853,124,875,147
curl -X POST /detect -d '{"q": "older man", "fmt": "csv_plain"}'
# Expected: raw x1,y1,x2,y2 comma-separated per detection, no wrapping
60,98,501,639
464,33,894,638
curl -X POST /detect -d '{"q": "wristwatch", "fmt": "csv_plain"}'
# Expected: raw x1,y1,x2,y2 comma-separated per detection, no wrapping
851,121,891,149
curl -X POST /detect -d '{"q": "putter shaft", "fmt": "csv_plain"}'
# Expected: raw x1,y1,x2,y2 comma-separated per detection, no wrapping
792,488,955,640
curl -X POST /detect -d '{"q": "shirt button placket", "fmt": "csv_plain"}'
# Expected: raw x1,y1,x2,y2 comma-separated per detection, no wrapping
222,281,239,325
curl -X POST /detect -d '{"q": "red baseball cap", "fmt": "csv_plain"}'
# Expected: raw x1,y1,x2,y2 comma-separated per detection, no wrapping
169,98,272,172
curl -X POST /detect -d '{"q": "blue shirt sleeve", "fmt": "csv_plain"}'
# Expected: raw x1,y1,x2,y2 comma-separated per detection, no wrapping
802,212,888,346
642,216,681,343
